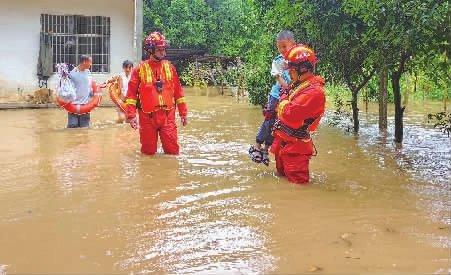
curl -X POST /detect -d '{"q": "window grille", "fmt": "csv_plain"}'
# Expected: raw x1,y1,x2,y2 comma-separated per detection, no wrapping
40,14,110,73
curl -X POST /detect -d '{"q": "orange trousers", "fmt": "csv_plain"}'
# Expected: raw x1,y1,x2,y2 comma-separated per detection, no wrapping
138,109,179,155
272,137,313,184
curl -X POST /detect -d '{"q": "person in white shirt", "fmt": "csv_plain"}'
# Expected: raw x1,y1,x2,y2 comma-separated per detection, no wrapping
106,60,133,123
116,60,133,123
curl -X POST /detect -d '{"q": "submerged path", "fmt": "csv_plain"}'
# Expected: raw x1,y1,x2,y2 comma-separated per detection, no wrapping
0,89,449,273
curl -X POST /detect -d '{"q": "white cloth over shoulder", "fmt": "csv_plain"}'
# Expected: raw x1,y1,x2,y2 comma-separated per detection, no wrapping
55,63,76,102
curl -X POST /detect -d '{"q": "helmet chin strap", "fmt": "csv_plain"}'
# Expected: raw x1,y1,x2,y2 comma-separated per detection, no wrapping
151,53,162,61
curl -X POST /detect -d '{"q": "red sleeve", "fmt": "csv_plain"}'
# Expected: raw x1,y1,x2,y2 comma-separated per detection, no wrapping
171,65,187,117
280,89,325,129
124,65,141,119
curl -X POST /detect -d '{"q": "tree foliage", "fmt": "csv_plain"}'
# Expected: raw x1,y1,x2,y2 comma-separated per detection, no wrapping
143,0,449,140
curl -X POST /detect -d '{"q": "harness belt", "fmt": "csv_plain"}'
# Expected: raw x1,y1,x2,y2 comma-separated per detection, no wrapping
273,117,316,140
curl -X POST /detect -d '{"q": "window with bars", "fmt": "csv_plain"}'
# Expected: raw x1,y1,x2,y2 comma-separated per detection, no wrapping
40,14,111,73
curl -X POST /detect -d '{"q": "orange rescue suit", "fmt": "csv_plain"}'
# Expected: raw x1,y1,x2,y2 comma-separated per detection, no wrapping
125,59,187,117
272,73,326,184
125,59,187,155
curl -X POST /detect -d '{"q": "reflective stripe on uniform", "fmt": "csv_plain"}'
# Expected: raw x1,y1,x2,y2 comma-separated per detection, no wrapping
277,81,311,117
277,100,289,117
140,62,171,83
139,64,146,83
163,61,172,80
125,99,137,105
158,95,164,106
289,81,310,101
144,63,152,83
176,97,185,105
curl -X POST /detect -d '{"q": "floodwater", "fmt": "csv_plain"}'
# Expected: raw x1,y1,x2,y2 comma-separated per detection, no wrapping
0,88,449,274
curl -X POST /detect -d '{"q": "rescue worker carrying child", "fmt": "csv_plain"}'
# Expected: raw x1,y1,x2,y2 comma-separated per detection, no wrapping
125,32,188,155
271,44,326,184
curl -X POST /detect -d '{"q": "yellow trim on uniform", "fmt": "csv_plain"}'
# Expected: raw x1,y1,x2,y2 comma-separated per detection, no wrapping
163,61,172,80
139,65,145,84
176,97,185,105
144,63,152,83
277,99,289,117
277,80,311,117
125,98,137,106
158,95,164,106
289,81,310,101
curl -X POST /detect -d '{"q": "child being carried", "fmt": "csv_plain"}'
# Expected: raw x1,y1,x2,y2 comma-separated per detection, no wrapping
249,31,296,166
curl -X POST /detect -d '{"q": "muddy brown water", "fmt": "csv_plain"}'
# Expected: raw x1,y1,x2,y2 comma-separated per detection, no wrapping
0,88,449,274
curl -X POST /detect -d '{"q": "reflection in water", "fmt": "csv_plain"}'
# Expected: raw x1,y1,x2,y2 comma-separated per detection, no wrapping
0,90,449,274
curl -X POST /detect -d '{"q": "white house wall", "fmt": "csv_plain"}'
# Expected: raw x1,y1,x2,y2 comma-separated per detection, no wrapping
0,0,136,94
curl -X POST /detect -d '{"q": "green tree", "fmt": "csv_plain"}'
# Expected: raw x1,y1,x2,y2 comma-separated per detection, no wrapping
343,0,448,142
299,0,375,133
144,0,213,49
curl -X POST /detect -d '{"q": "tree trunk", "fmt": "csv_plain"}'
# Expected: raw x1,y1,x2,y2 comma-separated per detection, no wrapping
378,67,388,131
351,90,359,132
392,71,404,143
345,70,374,133
413,72,417,95
444,89,448,112
365,86,369,113
195,60,199,85
220,67,224,95
422,76,425,102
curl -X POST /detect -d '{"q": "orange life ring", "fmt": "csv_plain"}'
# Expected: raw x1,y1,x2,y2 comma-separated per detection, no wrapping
56,81,102,114
108,77,127,113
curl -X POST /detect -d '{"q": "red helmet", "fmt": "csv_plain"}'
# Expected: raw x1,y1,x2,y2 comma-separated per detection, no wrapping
284,44,317,69
144,32,168,52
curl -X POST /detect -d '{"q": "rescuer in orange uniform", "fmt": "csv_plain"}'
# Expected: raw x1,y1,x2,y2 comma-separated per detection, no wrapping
271,44,326,184
125,32,188,155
